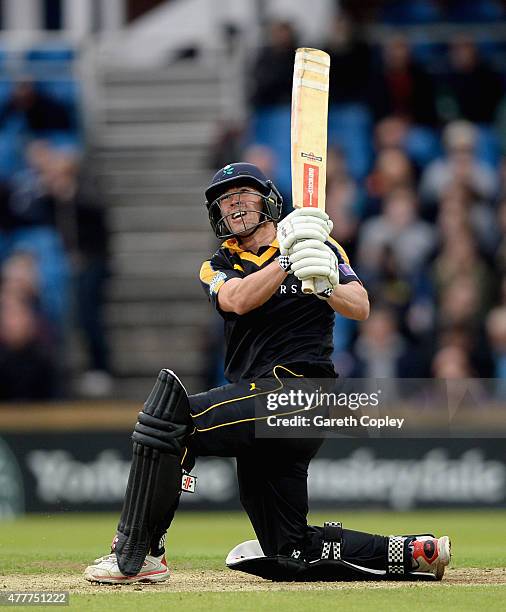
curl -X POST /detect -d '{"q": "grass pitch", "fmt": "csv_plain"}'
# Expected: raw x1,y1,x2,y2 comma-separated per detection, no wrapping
0,510,504,611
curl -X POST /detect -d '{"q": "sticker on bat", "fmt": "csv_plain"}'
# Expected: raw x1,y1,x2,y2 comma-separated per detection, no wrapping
301,152,323,162
303,163,319,207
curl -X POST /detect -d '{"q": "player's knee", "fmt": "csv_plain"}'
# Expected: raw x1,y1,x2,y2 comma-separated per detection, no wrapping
132,369,192,455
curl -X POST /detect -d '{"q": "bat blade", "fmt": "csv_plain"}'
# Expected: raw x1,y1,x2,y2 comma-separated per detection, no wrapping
291,47,330,294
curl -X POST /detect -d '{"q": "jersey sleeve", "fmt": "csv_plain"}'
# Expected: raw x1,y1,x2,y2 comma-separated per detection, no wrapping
199,249,243,310
327,239,361,285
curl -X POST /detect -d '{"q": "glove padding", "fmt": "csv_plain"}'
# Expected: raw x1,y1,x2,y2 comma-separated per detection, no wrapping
289,240,339,296
277,208,333,255
313,278,336,301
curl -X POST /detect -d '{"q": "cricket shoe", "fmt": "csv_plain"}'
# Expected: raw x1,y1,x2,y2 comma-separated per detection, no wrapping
84,553,169,584
410,535,451,580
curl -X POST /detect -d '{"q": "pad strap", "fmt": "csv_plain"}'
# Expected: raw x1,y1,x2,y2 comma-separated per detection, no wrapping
133,411,188,453
321,521,342,561
387,535,405,575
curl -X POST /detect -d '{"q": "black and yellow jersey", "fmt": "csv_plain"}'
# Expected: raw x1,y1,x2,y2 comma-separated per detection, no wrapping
200,237,361,383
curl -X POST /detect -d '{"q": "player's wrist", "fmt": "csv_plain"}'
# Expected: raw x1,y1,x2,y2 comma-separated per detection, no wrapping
277,255,292,274
316,287,334,301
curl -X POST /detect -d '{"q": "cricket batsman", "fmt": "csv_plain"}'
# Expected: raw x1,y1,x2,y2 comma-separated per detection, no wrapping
85,163,450,583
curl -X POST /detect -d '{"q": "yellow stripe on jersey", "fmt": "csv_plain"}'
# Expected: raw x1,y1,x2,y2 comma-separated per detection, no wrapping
239,246,278,267
328,237,350,264
234,263,244,272
200,260,215,284
222,238,280,267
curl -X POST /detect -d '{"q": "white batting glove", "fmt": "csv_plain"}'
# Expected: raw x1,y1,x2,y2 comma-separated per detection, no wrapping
277,208,333,255
313,277,337,300
289,240,339,295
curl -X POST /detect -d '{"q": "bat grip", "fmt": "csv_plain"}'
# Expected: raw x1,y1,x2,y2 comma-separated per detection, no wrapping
302,278,316,294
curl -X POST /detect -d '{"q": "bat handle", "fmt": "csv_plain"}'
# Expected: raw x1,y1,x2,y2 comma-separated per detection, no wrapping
302,278,316,294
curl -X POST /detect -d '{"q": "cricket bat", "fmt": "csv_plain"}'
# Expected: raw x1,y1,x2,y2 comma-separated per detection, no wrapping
291,47,330,294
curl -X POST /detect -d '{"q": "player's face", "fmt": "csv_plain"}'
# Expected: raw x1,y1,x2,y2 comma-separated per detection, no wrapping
218,187,264,235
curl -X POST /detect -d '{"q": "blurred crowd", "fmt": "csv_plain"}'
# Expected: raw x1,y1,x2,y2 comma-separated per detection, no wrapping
210,6,506,385
0,81,110,400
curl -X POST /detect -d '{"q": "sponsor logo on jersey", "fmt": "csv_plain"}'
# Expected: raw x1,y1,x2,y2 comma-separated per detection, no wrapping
338,263,356,276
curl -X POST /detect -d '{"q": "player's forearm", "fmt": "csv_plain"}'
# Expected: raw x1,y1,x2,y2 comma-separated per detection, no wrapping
328,282,369,320
218,261,287,315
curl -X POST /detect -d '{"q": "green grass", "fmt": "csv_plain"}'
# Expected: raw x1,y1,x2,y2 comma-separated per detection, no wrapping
1,510,504,573
0,510,504,610
71,588,506,612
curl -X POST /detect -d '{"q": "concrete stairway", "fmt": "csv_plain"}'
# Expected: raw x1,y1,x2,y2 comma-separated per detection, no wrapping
88,63,225,399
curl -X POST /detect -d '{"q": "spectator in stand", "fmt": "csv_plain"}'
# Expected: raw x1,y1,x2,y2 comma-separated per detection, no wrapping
1,251,41,312
362,240,435,358
0,79,73,134
431,341,489,408
368,34,438,126
373,114,441,171
0,290,55,400
250,21,297,108
42,150,112,396
324,11,372,105
437,274,483,331
7,141,57,227
325,147,360,257
0,141,70,337
431,344,475,377
352,306,419,377
443,34,503,124
435,183,499,254
420,120,498,206
357,187,435,278
433,225,494,308
365,245,416,321
436,188,471,244
374,116,410,150
435,270,493,378
364,147,415,217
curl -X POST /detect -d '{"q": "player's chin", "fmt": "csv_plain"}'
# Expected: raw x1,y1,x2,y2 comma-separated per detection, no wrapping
231,219,259,235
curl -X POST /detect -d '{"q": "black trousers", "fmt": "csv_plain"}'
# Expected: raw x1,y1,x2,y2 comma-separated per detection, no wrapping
161,364,388,567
